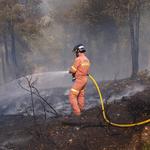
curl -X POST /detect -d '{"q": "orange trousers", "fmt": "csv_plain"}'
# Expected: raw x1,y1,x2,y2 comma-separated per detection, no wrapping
69,77,88,116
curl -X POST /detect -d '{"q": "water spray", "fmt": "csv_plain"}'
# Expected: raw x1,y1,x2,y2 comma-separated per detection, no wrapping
58,71,69,74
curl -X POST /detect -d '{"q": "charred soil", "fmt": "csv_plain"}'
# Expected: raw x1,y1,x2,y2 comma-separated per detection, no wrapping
1,73,150,150
28,87,150,150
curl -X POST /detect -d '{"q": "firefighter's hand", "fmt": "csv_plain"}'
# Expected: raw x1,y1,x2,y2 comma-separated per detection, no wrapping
71,73,76,82
72,77,76,82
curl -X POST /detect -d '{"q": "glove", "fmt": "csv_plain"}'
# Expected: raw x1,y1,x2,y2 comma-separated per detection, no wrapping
72,73,76,82
72,77,76,82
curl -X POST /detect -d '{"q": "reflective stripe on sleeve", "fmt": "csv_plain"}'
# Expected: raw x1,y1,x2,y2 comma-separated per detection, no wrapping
81,62,90,66
71,66,77,71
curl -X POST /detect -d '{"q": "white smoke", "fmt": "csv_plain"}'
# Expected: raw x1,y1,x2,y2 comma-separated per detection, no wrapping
0,71,71,114
108,84,145,103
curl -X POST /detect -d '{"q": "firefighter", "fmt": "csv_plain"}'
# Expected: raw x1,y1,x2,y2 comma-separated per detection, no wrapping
69,44,90,116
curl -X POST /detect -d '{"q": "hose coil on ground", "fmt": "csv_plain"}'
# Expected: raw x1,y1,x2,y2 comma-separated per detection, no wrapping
88,74,150,127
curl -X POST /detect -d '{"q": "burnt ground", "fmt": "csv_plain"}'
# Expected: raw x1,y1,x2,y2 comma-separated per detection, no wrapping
28,88,150,150
0,72,150,150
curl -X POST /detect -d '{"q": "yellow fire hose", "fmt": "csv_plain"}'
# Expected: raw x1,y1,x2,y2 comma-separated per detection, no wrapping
88,74,150,127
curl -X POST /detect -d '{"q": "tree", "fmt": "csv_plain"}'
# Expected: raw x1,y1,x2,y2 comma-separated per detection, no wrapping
0,0,42,82
103,0,142,78
87,0,150,78
0,0,25,78
75,0,150,78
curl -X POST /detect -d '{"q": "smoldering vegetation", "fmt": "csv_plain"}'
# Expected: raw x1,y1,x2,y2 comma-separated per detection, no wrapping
0,0,150,118
0,1,150,149
0,74,149,150
0,70,149,117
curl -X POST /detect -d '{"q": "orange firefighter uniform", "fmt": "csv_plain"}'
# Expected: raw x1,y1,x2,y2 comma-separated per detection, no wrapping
69,53,90,116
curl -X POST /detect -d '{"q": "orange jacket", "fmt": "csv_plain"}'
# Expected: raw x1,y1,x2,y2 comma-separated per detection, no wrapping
69,53,90,79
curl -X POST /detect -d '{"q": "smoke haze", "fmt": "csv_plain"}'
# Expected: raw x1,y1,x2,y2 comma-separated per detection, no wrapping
21,0,150,82
0,0,149,84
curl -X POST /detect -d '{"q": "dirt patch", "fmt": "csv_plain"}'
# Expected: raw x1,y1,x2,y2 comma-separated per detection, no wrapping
1,73,150,150
27,88,150,150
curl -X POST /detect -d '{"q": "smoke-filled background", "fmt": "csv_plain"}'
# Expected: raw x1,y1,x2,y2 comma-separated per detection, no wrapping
0,0,150,84
0,1,150,149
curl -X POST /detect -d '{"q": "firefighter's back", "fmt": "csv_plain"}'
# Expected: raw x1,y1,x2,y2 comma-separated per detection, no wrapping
75,53,90,79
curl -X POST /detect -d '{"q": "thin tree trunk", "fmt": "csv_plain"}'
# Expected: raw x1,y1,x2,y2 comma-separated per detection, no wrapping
9,21,18,78
135,0,140,73
10,23,17,67
129,11,137,78
30,85,36,123
3,31,9,66
129,1,140,78
1,49,6,83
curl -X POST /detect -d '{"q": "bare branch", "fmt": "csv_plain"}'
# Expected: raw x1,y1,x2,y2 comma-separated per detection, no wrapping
32,85,59,116
18,76,59,117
